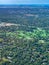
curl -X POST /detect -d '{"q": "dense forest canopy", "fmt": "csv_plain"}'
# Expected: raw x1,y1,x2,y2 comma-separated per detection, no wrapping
0,5,49,65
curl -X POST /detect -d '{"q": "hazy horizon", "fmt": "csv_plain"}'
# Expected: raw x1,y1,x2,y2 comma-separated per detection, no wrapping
0,0,49,5
0,4,49,5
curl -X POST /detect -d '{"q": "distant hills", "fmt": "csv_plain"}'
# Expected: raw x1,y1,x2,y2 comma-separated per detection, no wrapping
0,4,49,8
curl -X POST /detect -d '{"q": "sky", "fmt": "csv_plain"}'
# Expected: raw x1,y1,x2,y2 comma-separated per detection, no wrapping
0,0,49,4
